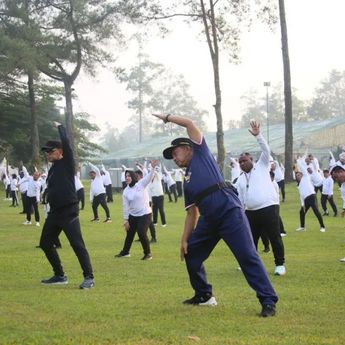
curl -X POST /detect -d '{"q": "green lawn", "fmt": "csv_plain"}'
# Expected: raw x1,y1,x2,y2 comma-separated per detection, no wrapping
0,183,344,345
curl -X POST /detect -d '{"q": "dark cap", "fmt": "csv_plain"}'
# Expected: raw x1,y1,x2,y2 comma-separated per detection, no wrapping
163,137,193,160
41,140,62,152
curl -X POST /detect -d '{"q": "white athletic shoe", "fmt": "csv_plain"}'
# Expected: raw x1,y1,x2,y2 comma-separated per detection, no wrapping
183,295,218,306
339,257,345,262
274,265,286,276
23,221,32,225
281,233,287,237
295,227,305,232
161,224,167,228
36,222,40,227
320,227,326,233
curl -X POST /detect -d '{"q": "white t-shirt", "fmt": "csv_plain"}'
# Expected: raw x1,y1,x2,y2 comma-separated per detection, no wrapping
236,133,279,210
89,163,106,201
122,169,154,219
322,176,334,196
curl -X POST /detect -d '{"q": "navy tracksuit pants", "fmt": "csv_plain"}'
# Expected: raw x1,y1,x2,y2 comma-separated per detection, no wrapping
185,206,278,306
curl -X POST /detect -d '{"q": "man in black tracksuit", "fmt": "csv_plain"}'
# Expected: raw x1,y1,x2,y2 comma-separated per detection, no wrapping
40,121,94,289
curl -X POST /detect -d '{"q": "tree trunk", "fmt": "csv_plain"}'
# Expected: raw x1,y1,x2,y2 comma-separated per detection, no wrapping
279,0,293,182
200,0,225,173
27,72,40,168
63,78,78,166
213,60,225,173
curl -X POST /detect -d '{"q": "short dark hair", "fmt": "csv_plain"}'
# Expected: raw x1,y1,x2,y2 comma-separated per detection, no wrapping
239,152,253,161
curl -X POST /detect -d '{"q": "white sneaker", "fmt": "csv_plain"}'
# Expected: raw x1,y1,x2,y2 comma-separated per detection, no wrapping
161,224,167,228
320,227,326,233
23,221,31,225
200,296,218,306
281,233,287,237
36,222,40,227
274,265,286,276
295,227,305,232
339,257,345,262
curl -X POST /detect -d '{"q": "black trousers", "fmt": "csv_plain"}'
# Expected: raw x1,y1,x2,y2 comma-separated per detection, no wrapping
26,196,40,222
277,180,285,201
261,215,285,249
39,204,93,278
11,190,18,206
300,194,325,228
121,213,152,255
149,222,156,240
314,185,322,194
6,185,10,198
321,194,337,215
77,188,85,210
245,205,285,266
176,181,183,197
167,184,178,202
105,184,113,202
21,192,28,213
92,193,110,219
152,195,166,225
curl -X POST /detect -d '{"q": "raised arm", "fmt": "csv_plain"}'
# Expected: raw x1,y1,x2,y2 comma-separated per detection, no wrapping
248,120,271,166
138,160,159,188
54,122,75,173
329,151,336,167
297,157,309,176
89,162,101,177
152,114,202,143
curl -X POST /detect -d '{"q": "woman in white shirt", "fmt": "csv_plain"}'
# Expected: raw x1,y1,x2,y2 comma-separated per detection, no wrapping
115,160,158,260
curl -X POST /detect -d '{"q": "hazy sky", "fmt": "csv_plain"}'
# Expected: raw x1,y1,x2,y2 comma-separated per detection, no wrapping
73,0,345,133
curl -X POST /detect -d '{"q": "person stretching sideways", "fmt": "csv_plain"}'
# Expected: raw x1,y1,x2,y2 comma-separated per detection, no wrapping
152,113,278,317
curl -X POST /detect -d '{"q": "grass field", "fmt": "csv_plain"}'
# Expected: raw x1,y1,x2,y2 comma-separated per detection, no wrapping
0,182,344,345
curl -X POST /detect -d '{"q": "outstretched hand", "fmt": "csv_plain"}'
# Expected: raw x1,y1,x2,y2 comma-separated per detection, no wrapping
152,113,170,123
248,120,260,136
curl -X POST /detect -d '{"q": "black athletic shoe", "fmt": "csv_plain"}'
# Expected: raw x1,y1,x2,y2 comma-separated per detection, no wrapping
90,218,100,222
141,253,152,261
183,294,217,306
114,252,130,258
150,238,157,243
41,275,68,285
260,304,276,317
103,217,112,223
322,211,329,216
263,247,270,253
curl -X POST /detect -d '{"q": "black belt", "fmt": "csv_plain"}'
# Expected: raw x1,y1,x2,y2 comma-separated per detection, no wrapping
194,181,237,206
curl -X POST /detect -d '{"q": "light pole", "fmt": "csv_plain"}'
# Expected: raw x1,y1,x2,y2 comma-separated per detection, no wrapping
263,81,270,144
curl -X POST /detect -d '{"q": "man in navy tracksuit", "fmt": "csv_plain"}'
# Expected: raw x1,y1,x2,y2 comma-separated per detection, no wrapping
40,121,94,289
153,113,278,317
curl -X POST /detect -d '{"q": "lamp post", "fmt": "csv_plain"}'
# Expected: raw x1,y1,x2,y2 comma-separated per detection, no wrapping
263,81,270,144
